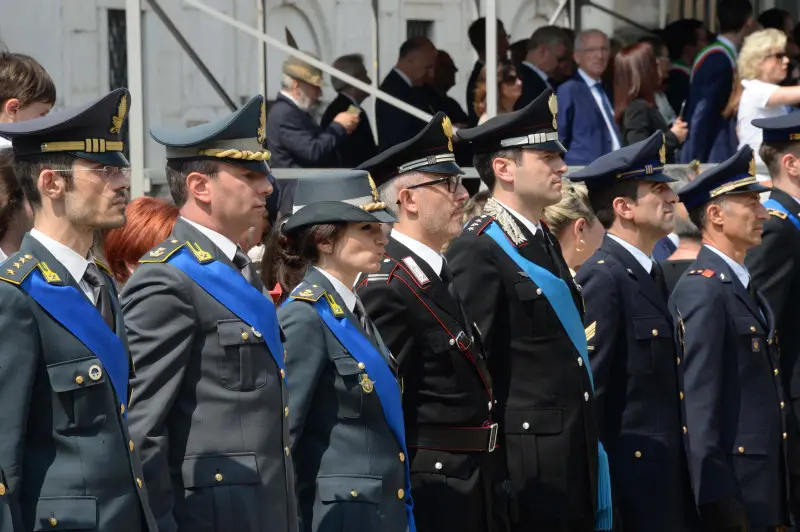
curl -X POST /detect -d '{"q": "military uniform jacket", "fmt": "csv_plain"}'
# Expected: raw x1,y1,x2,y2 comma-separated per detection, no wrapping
121,218,297,532
278,268,408,532
356,236,498,532
445,208,598,525
576,235,691,531
670,246,789,528
0,234,157,532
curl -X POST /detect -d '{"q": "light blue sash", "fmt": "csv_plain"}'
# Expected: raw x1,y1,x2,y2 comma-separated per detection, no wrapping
763,198,800,231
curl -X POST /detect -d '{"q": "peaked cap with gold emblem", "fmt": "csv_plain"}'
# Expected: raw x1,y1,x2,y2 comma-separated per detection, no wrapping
678,145,771,209
150,95,271,174
357,111,463,187
456,87,565,154
283,169,397,232
0,88,131,167
569,131,675,188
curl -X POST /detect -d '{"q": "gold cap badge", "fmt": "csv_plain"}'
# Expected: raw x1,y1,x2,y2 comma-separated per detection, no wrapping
257,100,266,145
110,94,127,135
659,134,667,164
442,116,454,152
749,157,756,177
548,93,558,130
368,173,379,202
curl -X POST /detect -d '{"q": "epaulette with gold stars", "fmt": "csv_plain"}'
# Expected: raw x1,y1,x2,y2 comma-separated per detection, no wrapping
139,238,185,264
768,208,788,220
0,252,44,285
463,214,495,237
290,282,325,302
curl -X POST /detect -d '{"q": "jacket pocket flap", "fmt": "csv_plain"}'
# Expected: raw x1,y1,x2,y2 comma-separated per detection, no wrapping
514,281,541,301
631,317,671,340
46,357,106,393
731,434,769,456
504,407,563,435
733,317,764,336
181,453,260,488
617,433,669,461
217,320,262,346
317,474,383,504
332,355,362,376
33,496,97,531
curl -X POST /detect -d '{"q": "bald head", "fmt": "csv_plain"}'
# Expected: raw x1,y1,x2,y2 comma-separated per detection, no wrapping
397,37,437,86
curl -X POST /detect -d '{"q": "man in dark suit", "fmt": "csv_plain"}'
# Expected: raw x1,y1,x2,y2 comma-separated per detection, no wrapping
0,89,158,531
356,112,503,532
423,50,469,125
122,96,298,532
447,88,612,532
320,53,378,168
672,146,790,531
376,36,437,152
570,132,694,531
662,19,709,116
557,29,621,165
515,26,570,110
466,18,510,127
266,54,359,217
746,114,800,519
681,0,754,163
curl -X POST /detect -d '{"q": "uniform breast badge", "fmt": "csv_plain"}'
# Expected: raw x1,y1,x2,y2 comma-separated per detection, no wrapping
359,373,375,394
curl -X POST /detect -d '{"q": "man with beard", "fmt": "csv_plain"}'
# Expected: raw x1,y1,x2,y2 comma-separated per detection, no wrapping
266,54,360,218
569,132,695,531
121,96,298,532
672,146,789,531
0,89,158,531
446,88,612,532
356,112,504,532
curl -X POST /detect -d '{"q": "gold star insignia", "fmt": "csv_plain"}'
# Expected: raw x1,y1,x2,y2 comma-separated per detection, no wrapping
12,262,19,269
6,269,13,275
18,257,26,264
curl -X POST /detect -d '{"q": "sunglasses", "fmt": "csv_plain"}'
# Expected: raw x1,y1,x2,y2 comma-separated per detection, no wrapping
768,52,788,60
404,175,463,195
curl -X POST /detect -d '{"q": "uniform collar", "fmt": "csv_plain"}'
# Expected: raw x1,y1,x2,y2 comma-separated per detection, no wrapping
181,217,237,262
341,92,361,108
391,230,444,277
607,233,653,273
523,61,550,84
704,244,750,288
313,266,357,312
494,198,541,236
29,228,92,284
393,67,413,87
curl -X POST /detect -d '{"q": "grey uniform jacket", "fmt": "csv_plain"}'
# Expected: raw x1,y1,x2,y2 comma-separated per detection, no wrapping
0,234,157,532
121,218,298,532
278,268,409,532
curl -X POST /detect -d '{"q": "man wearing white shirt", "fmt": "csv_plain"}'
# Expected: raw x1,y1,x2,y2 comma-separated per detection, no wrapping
515,26,571,110
357,111,502,532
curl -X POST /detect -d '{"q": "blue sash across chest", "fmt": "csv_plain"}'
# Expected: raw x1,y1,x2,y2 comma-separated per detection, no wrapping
168,248,286,375
763,198,800,231
484,221,613,530
20,268,130,414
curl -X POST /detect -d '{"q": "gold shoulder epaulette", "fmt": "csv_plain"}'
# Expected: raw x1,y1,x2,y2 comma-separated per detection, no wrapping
768,208,788,220
94,259,113,276
0,252,40,285
290,282,325,302
139,238,186,264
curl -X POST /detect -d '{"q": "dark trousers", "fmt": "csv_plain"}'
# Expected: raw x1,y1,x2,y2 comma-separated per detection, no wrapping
520,517,594,532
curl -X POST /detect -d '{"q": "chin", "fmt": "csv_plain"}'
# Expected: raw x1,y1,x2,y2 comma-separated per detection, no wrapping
97,214,127,230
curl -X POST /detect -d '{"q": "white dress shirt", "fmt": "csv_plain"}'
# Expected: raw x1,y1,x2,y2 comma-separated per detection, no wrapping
522,61,551,87
391,230,444,277
607,233,653,274
0,246,7,263
705,245,751,289
29,229,96,302
393,67,413,87
182,217,237,262
577,68,621,151
314,266,357,312
494,199,542,236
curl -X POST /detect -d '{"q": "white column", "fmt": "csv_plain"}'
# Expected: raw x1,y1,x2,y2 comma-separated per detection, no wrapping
485,0,497,119
126,0,147,197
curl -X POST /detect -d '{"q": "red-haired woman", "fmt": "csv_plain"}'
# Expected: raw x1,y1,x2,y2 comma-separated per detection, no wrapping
614,42,688,162
102,196,179,285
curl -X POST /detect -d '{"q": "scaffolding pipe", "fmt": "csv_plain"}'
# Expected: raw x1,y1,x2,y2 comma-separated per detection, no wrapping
549,0,570,25
485,0,498,118
125,0,146,198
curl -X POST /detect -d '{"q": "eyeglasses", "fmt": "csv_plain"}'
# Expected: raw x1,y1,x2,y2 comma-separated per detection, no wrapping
767,52,788,60
53,165,132,180
405,175,463,194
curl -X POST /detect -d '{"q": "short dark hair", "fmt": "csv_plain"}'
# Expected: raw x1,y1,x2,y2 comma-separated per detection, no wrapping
662,19,704,60
399,36,434,59
13,153,76,211
587,180,641,229
468,17,506,53
0,53,56,110
688,197,725,232
165,159,220,207
759,141,800,178
717,0,752,34
0,149,24,239
757,8,790,32
473,148,523,191
528,26,570,52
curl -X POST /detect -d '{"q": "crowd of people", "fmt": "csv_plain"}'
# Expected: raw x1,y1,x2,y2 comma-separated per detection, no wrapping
3,1,800,531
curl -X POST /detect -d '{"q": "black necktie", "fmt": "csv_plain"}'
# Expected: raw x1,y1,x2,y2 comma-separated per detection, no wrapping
83,263,114,330
650,261,669,300
353,296,373,339
233,247,263,291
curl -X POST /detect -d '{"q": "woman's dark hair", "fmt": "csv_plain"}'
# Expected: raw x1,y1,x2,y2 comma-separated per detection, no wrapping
473,59,518,116
261,216,347,304
613,42,661,123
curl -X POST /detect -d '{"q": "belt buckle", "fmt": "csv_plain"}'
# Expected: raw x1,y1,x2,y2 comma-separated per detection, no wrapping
455,331,473,351
487,423,499,452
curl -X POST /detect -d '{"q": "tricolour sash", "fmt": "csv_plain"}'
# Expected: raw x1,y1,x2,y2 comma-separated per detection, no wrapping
690,41,736,81
484,221,613,530
168,248,285,376
20,268,130,414
763,198,800,231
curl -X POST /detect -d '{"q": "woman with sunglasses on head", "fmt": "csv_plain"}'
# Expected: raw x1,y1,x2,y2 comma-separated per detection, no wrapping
267,170,414,532
737,28,800,178
474,59,522,124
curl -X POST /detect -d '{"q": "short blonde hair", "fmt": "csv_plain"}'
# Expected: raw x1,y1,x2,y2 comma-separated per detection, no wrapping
542,180,596,237
738,28,787,80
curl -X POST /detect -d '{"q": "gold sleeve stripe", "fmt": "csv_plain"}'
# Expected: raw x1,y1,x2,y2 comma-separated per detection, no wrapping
585,321,597,342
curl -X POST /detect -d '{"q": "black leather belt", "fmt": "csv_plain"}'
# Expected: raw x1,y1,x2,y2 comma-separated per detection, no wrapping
407,423,498,452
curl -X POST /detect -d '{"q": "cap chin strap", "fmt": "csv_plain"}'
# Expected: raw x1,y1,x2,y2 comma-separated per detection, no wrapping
499,131,560,148
397,153,456,173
